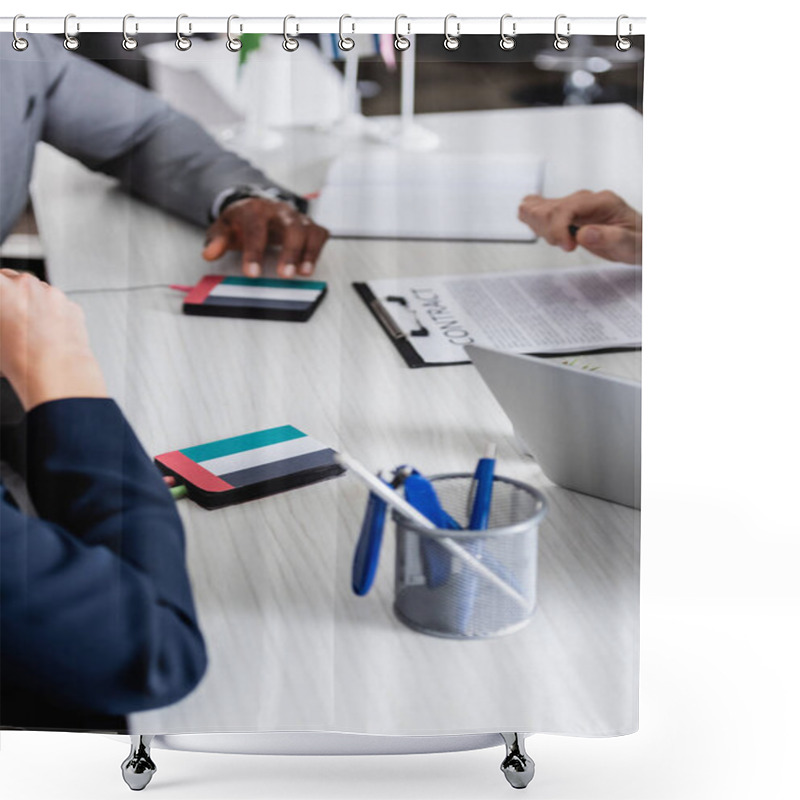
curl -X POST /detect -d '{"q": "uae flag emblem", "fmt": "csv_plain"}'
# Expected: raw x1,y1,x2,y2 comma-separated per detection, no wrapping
183,276,327,321
156,425,342,508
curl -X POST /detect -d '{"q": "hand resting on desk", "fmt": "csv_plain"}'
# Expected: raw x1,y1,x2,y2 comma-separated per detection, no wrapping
203,197,330,280
518,190,642,265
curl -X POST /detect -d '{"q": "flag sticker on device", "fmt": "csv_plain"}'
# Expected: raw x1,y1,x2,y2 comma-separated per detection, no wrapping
155,425,343,509
183,275,327,322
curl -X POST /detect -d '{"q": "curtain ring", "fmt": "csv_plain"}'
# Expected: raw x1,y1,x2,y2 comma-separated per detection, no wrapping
338,14,355,51
554,14,570,51
63,13,80,51
122,15,138,51
12,14,28,51
443,14,460,51
394,15,411,51
616,15,632,51
226,15,242,52
175,14,192,51
283,15,299,51
499,14,516,51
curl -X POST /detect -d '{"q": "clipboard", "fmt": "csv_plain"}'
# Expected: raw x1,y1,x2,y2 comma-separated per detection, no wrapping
353,282,467,369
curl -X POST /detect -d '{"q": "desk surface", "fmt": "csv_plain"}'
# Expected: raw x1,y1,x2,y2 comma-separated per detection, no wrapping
32,104,642,293
31,104,641,736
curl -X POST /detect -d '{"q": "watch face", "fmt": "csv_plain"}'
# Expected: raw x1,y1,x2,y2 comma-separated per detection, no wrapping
257,188,293,205
234,186,295,209
214,184,304,220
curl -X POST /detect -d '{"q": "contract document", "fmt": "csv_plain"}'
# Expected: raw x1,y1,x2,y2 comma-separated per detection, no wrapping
354,265,642,368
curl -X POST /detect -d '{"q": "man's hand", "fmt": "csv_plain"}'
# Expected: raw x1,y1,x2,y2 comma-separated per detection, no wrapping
518,190,642,265
0,270,107,411
202,197,330,279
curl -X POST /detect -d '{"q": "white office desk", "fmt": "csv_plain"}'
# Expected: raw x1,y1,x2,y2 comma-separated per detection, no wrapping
31,103,642,293
29,104,641,737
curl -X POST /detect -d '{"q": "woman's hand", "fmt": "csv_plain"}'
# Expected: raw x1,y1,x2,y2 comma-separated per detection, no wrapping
0,270,107,411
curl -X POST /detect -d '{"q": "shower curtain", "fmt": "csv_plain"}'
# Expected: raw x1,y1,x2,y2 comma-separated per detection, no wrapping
0,16,643,788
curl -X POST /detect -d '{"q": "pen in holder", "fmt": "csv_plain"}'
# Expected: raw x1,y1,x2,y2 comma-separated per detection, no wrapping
393,474,547,639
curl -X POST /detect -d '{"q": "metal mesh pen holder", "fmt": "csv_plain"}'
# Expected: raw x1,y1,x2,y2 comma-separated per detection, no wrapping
393,474,547,639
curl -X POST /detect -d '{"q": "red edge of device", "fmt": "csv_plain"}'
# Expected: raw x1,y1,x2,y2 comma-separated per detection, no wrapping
183,275,225,306
156,450,233,493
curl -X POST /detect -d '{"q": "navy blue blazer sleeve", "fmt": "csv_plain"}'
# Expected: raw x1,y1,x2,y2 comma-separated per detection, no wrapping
0,398,207,718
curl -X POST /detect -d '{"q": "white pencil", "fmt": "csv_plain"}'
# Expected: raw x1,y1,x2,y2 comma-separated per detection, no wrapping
335,452,530,611
336,452,436,528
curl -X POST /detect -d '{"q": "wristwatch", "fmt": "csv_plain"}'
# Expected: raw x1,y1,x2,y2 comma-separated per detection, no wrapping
210,184,309,220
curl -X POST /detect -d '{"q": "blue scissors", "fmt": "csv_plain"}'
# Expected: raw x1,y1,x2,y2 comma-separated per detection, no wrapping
402,471,460,589
352,466,456,595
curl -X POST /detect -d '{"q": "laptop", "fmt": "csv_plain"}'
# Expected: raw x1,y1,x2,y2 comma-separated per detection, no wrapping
465,345,641,509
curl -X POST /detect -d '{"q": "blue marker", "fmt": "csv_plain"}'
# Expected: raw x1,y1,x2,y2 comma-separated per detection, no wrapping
468,443,497,530
457,444,497,633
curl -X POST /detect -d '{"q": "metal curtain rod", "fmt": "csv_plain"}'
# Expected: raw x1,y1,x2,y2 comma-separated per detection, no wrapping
0,15,646,37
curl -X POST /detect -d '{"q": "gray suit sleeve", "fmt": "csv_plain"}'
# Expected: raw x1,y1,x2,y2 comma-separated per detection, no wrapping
35,36,299,227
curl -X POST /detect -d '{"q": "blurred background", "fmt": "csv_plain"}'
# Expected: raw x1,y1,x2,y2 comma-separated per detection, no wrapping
358,36,644,114
72,32,644,118
4,31,643,279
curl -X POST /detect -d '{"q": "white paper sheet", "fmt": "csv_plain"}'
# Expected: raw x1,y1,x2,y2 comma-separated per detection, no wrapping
314,152,545,241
